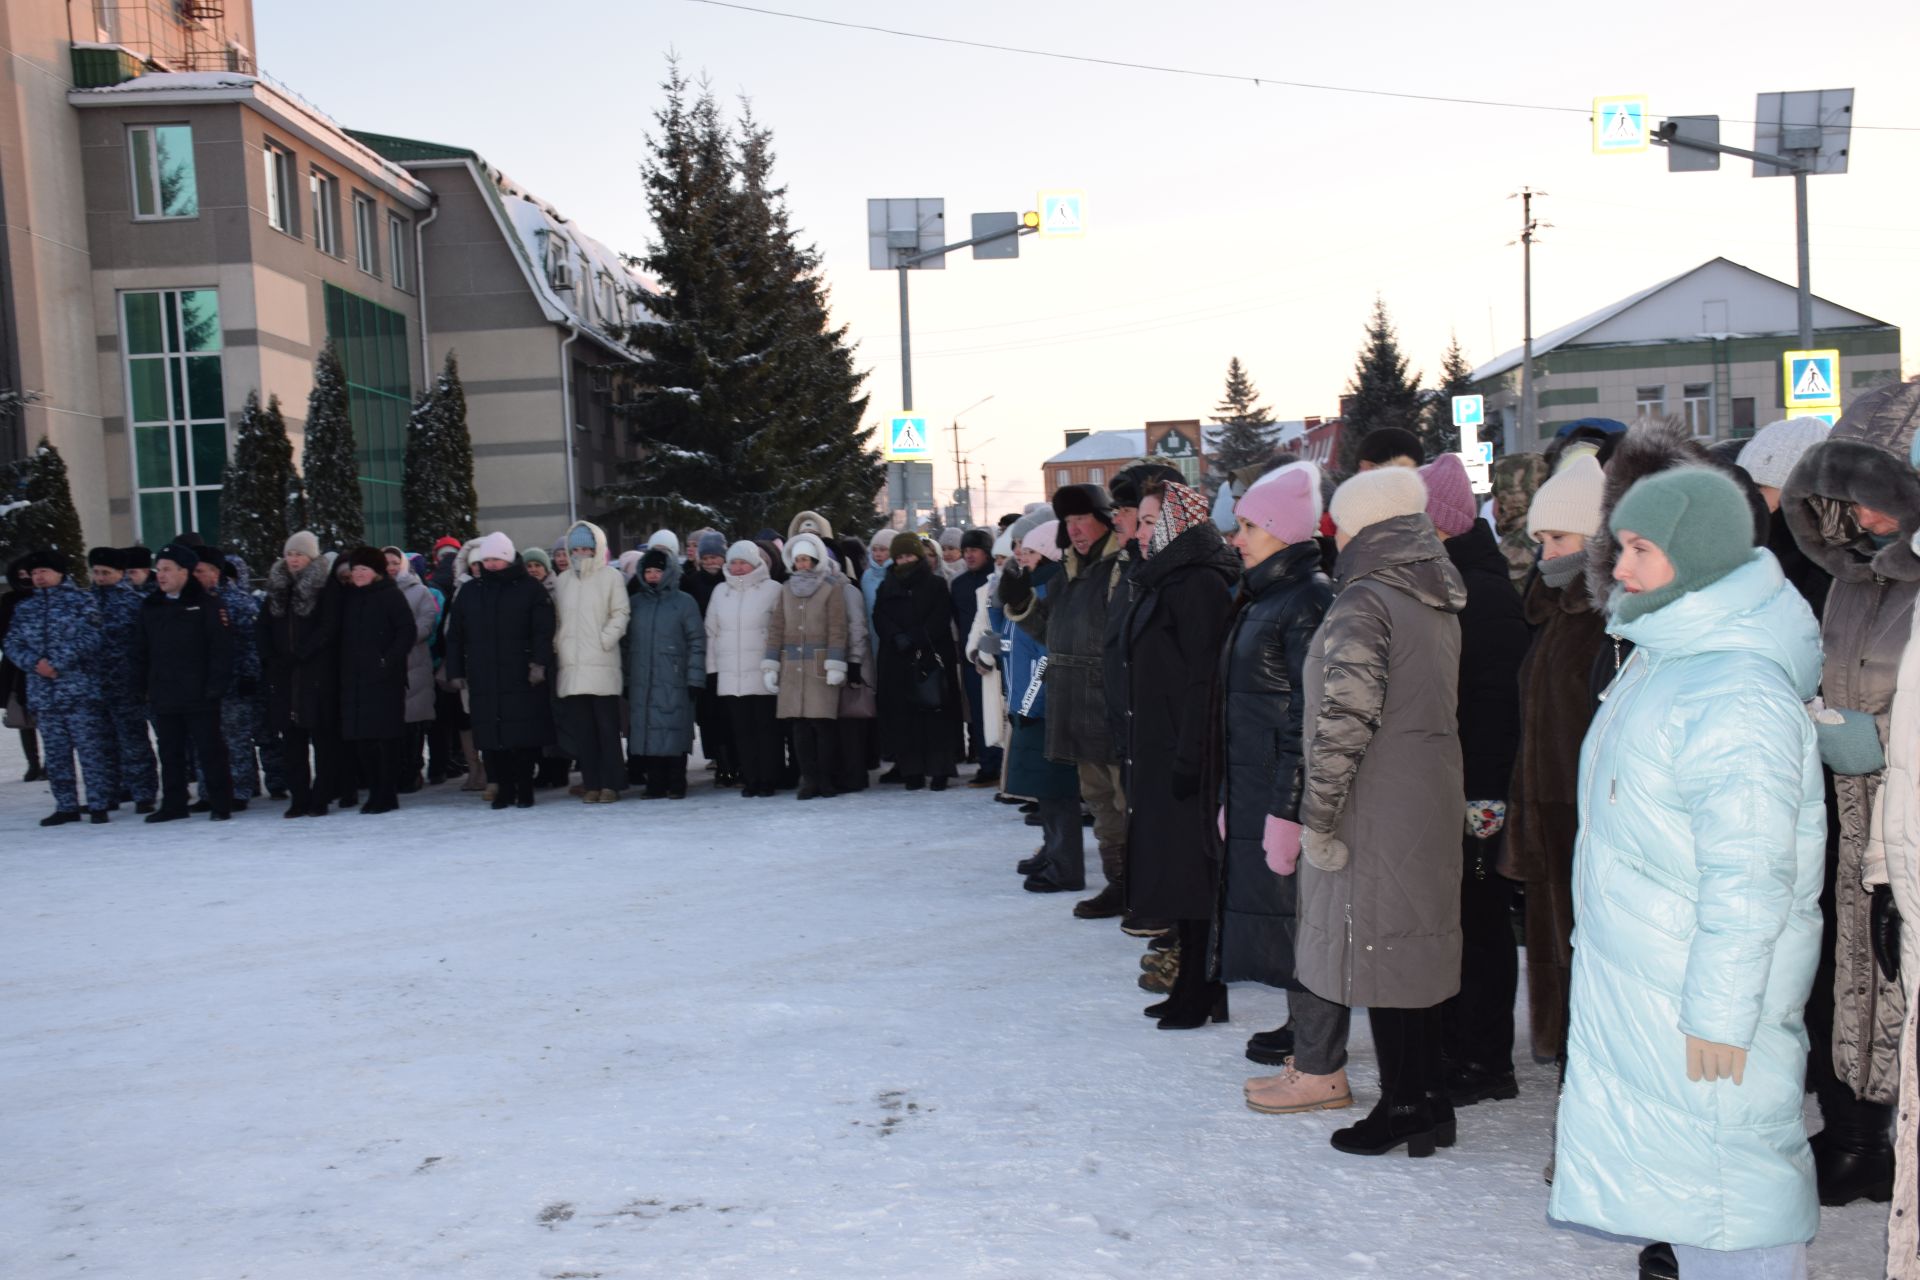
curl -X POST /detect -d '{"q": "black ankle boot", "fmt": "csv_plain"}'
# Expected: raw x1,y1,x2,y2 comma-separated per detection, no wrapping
1425,1091,1457,1148
1330,1098,1437,1157
1637,1243,1678,1280
1812,1122,1895,1205
1156,986,1228,1030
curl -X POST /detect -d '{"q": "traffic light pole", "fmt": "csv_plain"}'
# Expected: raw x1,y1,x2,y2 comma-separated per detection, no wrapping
1653,127,1814,348
891,223,1035,415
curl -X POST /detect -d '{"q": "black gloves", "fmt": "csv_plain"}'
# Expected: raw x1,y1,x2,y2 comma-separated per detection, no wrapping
848,662,863,687
1872,884,1902,984
999,567,1033,614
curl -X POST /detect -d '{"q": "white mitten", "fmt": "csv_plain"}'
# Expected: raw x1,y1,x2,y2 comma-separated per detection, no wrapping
1301,828,1349,872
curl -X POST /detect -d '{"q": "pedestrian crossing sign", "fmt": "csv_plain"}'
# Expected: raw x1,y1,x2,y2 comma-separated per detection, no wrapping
1782,349,1841,410
1036,190,1085,239
887,415,930,460
1592,95,1650,154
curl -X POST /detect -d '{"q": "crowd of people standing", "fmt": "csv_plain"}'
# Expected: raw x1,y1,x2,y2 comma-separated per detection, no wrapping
7,376,1920,1279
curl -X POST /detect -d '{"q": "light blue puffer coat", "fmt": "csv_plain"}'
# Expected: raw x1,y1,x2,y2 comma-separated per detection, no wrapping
1550,550,1825,1251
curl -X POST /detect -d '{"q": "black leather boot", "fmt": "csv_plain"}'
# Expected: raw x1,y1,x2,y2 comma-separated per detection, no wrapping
1811,1095,1895,1205
1329,1099,1437,1157
1637,1242,1678,1280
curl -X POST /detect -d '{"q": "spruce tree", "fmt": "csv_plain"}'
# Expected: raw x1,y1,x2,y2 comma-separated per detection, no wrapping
220,391,301,572
403,351,479,551
301,340,364,549
1421,332,1476,460
0,436,86,564
1209,357,1277,480
1337,297,1425,474
601,65,882,536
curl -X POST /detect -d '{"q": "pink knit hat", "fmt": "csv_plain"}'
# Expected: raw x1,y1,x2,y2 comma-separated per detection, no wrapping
1022,519,1064,562
1235,462,1322,544
1418,454,1478,537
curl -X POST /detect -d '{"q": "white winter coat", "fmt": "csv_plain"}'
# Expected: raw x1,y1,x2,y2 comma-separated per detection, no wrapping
1870,527,1920,1279
964,575,1004,749
551,521,631,699
705,556,782,696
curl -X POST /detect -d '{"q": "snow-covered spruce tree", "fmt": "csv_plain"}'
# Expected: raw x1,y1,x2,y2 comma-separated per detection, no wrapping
301,340,364,550
731,104,881,536
1337,296,1424,476
220,391,301,573
1209,357,1277,480
1421,331,1474,460
0,435,86,563
404,352,480,551
602,65,881,537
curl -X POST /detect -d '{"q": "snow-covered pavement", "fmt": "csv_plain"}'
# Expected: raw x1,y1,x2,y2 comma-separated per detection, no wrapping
0,736,1885,1279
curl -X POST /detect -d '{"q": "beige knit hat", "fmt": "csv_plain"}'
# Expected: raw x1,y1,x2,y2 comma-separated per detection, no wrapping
1329,466,1429,537
1526,454,1605,538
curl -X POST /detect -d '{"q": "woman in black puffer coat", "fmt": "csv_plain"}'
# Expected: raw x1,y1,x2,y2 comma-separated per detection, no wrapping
1214,463,1334,1062
872,532,961,789
336,546,416,814
445,537,557,809
1122,479,1242,1030
260,541,344,817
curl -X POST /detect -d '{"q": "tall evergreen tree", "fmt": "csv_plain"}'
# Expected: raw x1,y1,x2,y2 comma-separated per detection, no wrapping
220,391,302,572
402,352,480,551
601,64,881,535
1337,297,1425,474
1208,357,1277,480
0,436,85,563
301,340,364,549
1421,332,1475,459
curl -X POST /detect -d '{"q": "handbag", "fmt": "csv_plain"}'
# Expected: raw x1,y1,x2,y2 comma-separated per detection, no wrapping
911,653,946,711
838,678,877,720
3,690,31,731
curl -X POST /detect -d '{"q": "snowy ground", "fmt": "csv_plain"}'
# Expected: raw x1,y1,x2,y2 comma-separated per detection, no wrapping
0,733,1887,1280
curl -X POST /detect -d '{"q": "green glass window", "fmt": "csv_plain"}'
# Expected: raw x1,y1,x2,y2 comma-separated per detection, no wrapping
121,289,226,544
322,283,411,547
129,125,198,219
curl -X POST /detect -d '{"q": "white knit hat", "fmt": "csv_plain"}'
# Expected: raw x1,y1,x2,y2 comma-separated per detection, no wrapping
1526,454,1605,539
725,539,762,566
1329,467,1429,537
938,527,964,550
783,532,829,570
647,528,681,558
1738,417,1833,490
991,530,1014,558
474,531,515,562
869,528,895,554
283,530,320,560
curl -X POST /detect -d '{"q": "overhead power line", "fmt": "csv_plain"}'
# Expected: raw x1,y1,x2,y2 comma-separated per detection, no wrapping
683,1,1920,131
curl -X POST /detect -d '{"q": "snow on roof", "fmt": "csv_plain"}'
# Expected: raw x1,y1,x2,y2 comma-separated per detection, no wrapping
70,71,431,206
493,171,660,349
1469,267,1690,384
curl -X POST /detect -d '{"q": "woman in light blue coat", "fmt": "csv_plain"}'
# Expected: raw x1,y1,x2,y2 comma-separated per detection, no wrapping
1551,468,1825,1277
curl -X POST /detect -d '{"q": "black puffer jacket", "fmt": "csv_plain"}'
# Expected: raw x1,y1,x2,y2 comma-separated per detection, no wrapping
337,574,415,742
1214,540,1332,986
132,579,234,713
444,559,557,751
259,554,342,733
1444,519,1530,800
1010,530,1124,765
1121,522,1241,921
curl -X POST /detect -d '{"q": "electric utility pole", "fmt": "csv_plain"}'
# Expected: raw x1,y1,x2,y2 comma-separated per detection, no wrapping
1513,188,1546,455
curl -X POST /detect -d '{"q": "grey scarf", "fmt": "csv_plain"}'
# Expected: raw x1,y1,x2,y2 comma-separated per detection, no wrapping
1539,548,1588,590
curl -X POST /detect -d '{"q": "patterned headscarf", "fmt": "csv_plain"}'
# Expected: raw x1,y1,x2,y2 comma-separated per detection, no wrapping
1146,480,1211,558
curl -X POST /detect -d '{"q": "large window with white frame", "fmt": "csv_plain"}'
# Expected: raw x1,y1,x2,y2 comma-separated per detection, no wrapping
1635,385,1667,420
263,138,296,234
310,167,341,257
387,213,412,291
128,125,198,220
352,192,379,277
122,289,227,543
1683,383,1713,438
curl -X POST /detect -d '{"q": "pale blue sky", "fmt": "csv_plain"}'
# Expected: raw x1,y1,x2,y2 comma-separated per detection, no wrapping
261,0,1920,512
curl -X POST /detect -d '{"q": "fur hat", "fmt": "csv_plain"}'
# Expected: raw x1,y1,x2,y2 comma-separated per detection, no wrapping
960,528,995,554
1023,520,1064,562
20,548,70,575
1609,467,1755,620
344,545,388,575
1738,417,1832,490
120,545,153,570
788,510,834,542
284,530,321,561
697,531,728,559
1234,462,1322,544
1329,467,1429,537
890,532,925,561
1527,455,1606,539
1418,454,1478,538
474,531,515,562
784,532,830,570
87,546,123,569
1356,427,1425,468
1110,462,1184,509
1782,378,1920,582
725,539,763,566
154,542,198,571
1050,483,1115,525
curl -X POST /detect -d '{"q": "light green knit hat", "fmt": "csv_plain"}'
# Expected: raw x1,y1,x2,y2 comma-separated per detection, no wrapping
1607,466,1754,621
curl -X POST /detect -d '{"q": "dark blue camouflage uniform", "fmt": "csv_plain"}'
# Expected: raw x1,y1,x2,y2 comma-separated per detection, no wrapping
3,580,114,812
93,578,157,804
199,579,262,800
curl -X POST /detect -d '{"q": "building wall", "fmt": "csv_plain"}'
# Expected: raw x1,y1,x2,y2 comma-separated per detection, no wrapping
76,98,426,544
0,0,109,533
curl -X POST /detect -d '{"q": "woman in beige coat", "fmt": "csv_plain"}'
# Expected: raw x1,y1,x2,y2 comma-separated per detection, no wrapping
551,521,630,802
764,532,849,799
